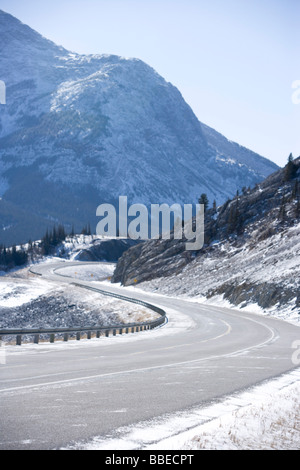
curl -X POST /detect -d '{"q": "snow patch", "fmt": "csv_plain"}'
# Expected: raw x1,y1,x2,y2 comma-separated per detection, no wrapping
0,278,54,308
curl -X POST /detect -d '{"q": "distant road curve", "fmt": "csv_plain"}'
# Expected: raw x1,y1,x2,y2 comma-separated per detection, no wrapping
0,261,299,450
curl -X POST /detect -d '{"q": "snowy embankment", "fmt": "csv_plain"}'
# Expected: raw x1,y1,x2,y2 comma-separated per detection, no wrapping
144,369,300,451
136,222,300,326
0,262,158,339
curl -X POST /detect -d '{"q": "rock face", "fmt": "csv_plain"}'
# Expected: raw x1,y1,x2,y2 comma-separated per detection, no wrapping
111,238,190,285
112,158,300,313
73,238,142,262
0,10,278,246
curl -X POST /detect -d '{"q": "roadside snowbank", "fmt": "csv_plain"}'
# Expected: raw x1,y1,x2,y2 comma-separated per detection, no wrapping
0,278,54,308
65,368,300,450
0,265,158,338
145,369,300,450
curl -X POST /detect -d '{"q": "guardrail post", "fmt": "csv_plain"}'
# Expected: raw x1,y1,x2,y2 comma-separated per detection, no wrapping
119,328,122,335
113,329,116,336
64,333,69,342
16,335,22,346
96,331,100,338
126,327,129,334
76,332,81,341
34,334,39,344
50,334,55,343
87,331,91,340
105,330,109,337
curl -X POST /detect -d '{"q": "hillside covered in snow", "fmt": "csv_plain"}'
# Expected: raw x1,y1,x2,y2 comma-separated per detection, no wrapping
112,157,300,322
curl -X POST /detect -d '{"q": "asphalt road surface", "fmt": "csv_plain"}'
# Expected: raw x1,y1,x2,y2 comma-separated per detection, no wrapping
0,261,299,450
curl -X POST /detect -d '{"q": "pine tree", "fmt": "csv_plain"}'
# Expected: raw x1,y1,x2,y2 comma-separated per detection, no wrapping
52,226,58,246
296,197,300,218
41,229,51,256
292,179,299,199
284,153,297,181
227,204,237,234
212,199,217,213
198,193,209,211
57,224,66,242
227,199,243,235
279,196,287,221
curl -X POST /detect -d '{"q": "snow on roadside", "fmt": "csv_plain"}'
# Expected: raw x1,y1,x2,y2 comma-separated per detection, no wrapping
68,369,300,450
185,382,300,450
145,369,300,451
0,278,54,308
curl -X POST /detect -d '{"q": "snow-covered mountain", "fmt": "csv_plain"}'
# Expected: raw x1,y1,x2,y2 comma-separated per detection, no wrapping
0,10,278,245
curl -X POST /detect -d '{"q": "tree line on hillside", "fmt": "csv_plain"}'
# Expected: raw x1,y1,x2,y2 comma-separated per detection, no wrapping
0,244,28,270
41,223,91,255
198,153,300,241
0,223,92,271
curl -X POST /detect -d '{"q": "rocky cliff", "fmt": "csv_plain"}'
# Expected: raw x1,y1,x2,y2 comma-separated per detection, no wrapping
112,158,300,316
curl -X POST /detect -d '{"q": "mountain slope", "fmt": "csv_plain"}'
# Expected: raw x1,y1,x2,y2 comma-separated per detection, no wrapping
112,158,300,318
0,10,278,245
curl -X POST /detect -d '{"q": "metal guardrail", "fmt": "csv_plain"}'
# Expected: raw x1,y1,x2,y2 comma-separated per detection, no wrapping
0,268,167,345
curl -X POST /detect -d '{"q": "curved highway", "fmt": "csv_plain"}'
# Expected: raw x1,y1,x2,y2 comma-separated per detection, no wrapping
0,261,299,450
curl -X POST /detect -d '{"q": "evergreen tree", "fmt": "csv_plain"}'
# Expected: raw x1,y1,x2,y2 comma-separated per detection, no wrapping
296,197,300,218
279,196,287,221
198,193,209,211
52,226,58,246
212,199,217,214
41,229,51,255
284,153,297,181
292,179,299,199
57,224,66,242
227,200,243,235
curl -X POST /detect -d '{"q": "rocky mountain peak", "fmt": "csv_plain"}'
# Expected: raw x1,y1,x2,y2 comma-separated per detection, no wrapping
0,11,278,246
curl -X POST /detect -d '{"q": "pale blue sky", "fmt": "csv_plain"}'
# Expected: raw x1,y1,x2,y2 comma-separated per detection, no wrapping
0,0,299,167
